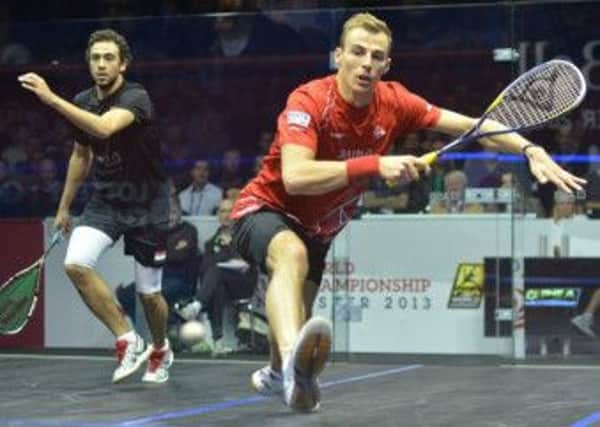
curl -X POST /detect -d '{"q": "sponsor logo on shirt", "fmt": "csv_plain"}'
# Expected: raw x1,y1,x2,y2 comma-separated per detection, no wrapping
286,110,311,128
373,126,386,140
330,132,345,140
338,148,373,159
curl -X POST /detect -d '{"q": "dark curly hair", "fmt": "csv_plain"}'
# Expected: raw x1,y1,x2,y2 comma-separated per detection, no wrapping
85,28,132,64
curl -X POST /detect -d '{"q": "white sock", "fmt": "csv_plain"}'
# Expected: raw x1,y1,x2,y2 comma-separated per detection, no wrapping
582,312,593,323
117,330,137,343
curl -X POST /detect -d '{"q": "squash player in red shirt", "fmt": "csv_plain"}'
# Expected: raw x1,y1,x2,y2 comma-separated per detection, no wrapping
231,12,585,412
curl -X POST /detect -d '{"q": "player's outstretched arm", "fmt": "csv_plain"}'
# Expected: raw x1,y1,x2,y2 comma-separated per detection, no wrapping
431,109,586,193
281,144,428,196
523,145,586,193
18,72,135,139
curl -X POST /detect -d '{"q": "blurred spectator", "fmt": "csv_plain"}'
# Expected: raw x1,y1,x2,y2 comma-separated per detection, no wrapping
498,171,543,216
1,126,28,168
0,6,33,65
429,170,484,214
0,159,27,217
28,158,62,217
162,123,193,186
218,148,247,191
535,124,587,217
195,198,257,356
394,132,421,156
24,136,46,166
256,130,273,154
555,124,587,178
549,190,584,257
393,132,430,212
210,0,306,58
462,147,505,188
178,160,223,216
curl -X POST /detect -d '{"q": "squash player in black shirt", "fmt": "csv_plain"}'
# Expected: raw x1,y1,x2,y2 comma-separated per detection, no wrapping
19,29,175,383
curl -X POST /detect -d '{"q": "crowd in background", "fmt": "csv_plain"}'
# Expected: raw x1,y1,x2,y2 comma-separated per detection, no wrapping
0,1,599,221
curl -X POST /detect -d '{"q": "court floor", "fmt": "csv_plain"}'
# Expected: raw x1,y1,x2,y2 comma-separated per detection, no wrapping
1,353,599,427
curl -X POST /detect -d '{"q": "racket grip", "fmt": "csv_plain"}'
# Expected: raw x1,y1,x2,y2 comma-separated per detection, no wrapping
420,151,439,165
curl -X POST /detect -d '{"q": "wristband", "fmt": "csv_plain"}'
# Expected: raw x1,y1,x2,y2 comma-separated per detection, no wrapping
346,155,380,182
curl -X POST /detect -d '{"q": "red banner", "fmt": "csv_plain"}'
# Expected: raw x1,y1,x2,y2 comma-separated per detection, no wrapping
0,220,44,349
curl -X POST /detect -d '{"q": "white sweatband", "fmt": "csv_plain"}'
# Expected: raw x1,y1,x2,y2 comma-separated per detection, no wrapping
134,261,163,295
64,226,114,270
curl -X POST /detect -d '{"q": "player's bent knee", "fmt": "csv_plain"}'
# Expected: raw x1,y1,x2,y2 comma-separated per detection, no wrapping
268,231,309,266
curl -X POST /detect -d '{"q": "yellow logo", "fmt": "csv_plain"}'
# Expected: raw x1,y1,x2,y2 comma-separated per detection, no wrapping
448,263,484,308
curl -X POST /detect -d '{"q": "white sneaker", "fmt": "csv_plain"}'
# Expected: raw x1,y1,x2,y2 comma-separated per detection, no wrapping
283,317,332,412
112,334,148,383
251,366,283,396
142,340,174,383
571,314,596,338
174,300,202,321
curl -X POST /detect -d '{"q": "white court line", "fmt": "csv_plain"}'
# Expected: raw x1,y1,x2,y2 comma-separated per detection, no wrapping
501,364,600,370
0,353,265,365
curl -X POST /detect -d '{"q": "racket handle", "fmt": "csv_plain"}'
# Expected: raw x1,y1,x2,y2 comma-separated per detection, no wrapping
44,230,64,256
420,151,439,165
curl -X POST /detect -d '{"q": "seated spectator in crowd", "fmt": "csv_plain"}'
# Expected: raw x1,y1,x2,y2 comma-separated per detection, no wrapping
0,159,27,217
549,189,585,255
194,198,257,356
27,157,62,217
429,170,484,214
210,0,306,58
162,123,193,188
178,160,223,215
218,148,247,192
462,146,505,187
1,129,28,168
498,171,543,216
555,123,588,178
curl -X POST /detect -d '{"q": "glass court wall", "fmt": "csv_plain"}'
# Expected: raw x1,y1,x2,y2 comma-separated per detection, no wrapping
1,1,599,361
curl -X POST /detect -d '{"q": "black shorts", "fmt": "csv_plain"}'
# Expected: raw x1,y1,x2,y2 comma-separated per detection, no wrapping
232,209,330,285
79,185,175,267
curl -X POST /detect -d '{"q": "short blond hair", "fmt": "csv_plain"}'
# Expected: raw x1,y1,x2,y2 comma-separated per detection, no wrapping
339,12,392,52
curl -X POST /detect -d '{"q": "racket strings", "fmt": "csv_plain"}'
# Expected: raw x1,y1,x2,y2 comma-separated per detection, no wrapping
488,62,584,129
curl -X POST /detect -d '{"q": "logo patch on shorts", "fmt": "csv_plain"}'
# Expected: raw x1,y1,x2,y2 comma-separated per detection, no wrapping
286,110,311,128
154,250,167,262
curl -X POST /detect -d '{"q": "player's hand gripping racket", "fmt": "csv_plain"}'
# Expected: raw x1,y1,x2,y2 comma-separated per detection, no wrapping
0,230,63,335
420,59,587,165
